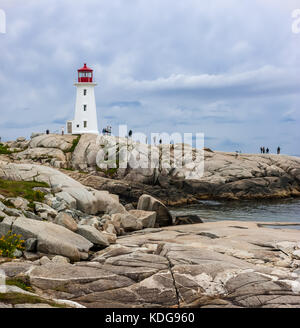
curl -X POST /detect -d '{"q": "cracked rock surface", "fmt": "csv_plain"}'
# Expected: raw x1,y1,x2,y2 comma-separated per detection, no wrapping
1,221,300,308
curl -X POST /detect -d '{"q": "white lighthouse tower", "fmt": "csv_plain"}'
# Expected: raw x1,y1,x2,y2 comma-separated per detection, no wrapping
67,63,99,135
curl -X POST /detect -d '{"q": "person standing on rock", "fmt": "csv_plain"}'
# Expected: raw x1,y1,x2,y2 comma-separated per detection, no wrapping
61,127,64,135
277,146,281,155
266,148,269,154
262,147,265,154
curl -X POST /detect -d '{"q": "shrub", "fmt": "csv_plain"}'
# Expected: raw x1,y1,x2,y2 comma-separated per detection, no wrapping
0,231,25,258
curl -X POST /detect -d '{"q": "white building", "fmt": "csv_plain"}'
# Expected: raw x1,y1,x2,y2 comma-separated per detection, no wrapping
67,63,99,135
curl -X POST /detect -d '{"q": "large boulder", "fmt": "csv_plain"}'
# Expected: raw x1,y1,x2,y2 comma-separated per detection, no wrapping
129,210,156,228
76,225,109,247
54,212,78,232
137,194,173,227
55,192,77,209
71,134,99,170
0,162,127,216
14,148,66,163
111,213,143,232
0,217,92,261
62,188,125,215
34,202,58,220
29,134,77,152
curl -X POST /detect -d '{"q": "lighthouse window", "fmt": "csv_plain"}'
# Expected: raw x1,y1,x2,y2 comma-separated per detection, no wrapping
83,105,87,111
84,121,87,128
84,89,87,96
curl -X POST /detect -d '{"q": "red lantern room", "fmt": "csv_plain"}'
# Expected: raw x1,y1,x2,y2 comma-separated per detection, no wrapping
78,63,93,83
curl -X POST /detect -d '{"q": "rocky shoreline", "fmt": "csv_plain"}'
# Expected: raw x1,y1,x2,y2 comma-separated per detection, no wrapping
3,133,300,205
0,134,300,308
2,221,300,308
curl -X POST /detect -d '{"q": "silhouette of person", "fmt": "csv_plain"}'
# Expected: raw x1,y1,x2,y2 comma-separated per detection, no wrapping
262,147,265,154
46,129,49,135
266,148,269,154
277,146,281,155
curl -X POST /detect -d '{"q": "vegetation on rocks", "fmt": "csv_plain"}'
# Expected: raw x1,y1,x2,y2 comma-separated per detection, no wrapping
0,231,25,258
0,143,12,155
0,293,65,307
64,135,80,153
0,178,49,202
6,278,33,292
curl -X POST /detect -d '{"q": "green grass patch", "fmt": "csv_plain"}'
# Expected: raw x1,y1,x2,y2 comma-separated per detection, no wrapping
64,135,81,153
63,167,75,171
6,278,33,292
0,143,12,155
0,179,49,202
0,293,66,308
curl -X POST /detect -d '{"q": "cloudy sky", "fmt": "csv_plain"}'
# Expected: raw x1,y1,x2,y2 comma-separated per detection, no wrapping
0,0,300,154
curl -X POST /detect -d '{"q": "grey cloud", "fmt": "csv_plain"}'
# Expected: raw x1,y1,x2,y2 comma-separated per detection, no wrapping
0,0,299,155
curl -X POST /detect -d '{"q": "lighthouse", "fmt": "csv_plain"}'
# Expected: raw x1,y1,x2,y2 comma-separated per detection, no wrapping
67,63,99,135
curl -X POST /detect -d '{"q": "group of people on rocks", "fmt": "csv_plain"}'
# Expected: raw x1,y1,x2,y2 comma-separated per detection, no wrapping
260,146,281,154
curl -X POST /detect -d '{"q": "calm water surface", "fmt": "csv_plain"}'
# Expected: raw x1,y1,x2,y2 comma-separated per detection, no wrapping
170,198,300,229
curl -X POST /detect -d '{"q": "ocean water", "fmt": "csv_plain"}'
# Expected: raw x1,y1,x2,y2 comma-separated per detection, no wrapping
170,198,300,229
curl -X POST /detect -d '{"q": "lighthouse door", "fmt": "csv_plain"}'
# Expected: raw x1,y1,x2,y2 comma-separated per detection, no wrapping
67,121,73,134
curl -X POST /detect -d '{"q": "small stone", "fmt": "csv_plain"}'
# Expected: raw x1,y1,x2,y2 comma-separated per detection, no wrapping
7,197,29,210
25,238,38,252
3,207,23,217
125,203,135,211
40,256,51,265
79,217,100,229
34,202,57,220
101,231,117,244
24,211,43,221
52,255,70,264
54,212,78,232
23,252,41,261
13,249,23,258
103,223,117,234
16,137,26,142
51,184,63,193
